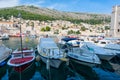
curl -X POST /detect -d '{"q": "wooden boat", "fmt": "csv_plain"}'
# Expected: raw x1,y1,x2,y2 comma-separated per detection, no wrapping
37,38,67,68
0,44,11,67
8,61,36,80
7,13,35,72
7,47,35,72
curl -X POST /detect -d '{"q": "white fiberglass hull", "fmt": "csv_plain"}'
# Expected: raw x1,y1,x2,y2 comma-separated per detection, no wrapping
97,54,115,61
40,55,62,68
67,52,101,67
96,49,118,61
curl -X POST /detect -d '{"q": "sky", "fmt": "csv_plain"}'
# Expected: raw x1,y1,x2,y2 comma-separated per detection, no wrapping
0,0,120,14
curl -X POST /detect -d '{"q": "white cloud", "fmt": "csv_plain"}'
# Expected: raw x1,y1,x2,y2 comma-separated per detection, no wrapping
21,0,45,7
0,0,19,8
47,3,67,10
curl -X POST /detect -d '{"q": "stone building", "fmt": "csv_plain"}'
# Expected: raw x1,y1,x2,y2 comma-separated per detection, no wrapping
0,21,13,35
110,5,120,37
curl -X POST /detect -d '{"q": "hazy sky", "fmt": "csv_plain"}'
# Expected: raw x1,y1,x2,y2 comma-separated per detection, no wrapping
0,0,120,14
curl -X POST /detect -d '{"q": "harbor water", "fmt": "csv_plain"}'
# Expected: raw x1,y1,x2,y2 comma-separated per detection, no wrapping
0,37,120,80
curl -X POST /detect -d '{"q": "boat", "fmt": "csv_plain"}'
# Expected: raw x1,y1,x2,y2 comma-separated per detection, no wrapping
97,38,120,50
0,33,9,40
84,42,116,61
58,37,80,49
58,37,101,67
37,37,67,68
0,44,11,67
62,42,101,67
60,38,101,67
7,13,35,72
59,37,79,45
96,38,120,58
7,47,35,72
8,60,36,80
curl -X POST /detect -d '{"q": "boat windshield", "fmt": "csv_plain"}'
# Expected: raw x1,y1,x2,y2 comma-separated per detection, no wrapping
101,42,107,44
13,54,22,57
24,52,33,56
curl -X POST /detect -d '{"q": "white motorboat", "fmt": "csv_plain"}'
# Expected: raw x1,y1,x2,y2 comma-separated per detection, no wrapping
84,42,116,61
97,38,120,50
96,38,120,58
0,33,9,40
0,44,11,67
37,38,67,68
65,42,101,67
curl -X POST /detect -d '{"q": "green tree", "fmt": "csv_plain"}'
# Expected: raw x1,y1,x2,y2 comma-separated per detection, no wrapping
46,26,51,31
54,29,59,34
105,26,110,30
81,26,86,31
41,28,45,31
62,27,66,30
76,30,81,34
68,30,74,34
90,29,92,32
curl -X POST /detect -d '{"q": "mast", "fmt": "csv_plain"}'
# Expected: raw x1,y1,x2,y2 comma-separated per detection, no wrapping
18,13,23,58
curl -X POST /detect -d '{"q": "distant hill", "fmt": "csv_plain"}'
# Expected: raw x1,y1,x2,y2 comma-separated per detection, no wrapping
0,5,111,24
14,5,110,20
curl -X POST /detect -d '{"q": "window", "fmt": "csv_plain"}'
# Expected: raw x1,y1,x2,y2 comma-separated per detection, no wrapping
101,42,106,44
118,29,120,32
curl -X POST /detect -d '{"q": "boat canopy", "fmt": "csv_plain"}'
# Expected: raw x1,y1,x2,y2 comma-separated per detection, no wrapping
61,37,78,42
39,38,58,49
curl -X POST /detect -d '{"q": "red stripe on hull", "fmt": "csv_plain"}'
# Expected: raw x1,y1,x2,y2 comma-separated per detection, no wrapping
14,62,32,72
10,57,33,64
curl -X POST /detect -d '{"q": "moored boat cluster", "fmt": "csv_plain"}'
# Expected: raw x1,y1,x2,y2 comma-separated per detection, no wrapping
0,35,120,80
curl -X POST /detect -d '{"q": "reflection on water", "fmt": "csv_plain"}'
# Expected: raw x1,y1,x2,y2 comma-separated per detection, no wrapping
0,65,7,79
1,37,38,50
68,60,99,80
37,61,84,80
0,37,120,80
100,60,115,72
95,60,120,80
8,62,36,80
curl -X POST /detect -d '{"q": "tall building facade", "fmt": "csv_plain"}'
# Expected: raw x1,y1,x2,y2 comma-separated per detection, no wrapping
110,5,120,37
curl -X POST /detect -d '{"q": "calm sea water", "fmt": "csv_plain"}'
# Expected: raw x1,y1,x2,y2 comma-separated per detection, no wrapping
0,37,120,80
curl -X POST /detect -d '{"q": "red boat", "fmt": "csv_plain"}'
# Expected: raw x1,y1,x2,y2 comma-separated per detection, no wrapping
7,13,35,72
7,48,35,72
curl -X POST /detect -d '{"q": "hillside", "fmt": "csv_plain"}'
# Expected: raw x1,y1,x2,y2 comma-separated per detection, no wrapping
14,5,110,20
0,5,111,24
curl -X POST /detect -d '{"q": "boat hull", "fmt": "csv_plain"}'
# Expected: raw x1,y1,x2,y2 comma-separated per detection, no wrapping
7,56,35,67
14,61,34,72
8,61,35,80
7,50,35,72
40,55,62,68
97,54,115,61
67,52,101,67
0,55,11,67
68,56,99,67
